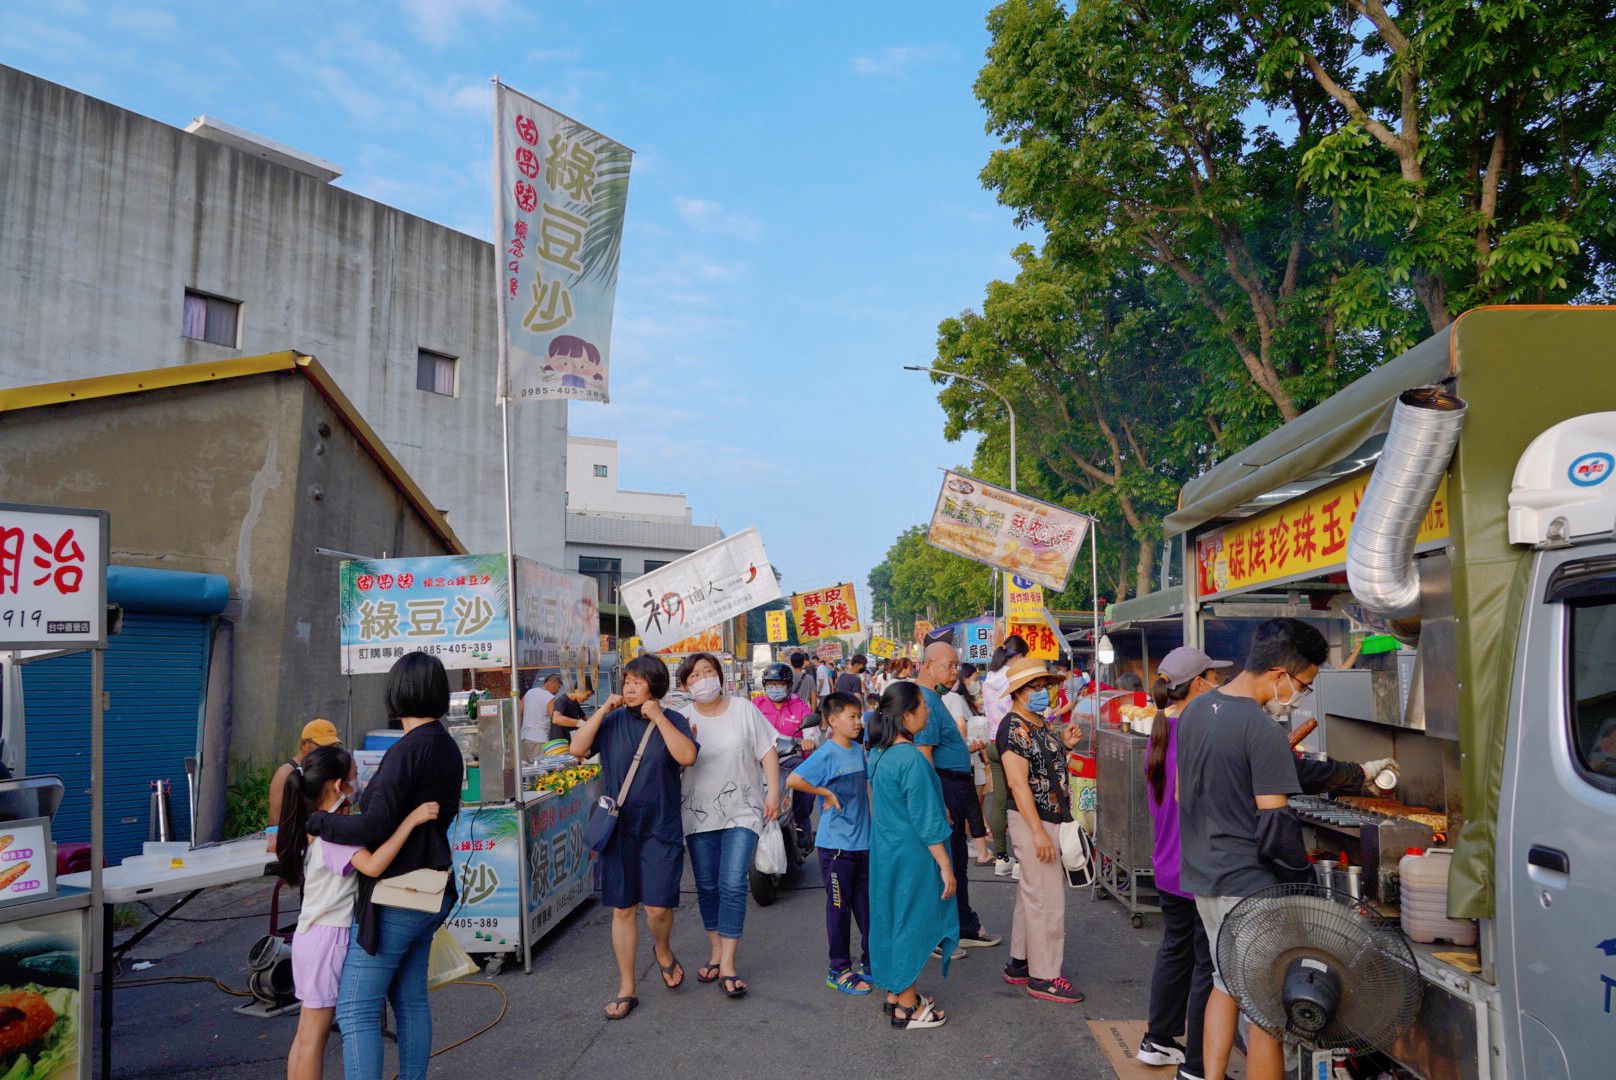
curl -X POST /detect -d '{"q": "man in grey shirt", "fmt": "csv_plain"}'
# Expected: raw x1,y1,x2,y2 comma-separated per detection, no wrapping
1176,618,1325,1080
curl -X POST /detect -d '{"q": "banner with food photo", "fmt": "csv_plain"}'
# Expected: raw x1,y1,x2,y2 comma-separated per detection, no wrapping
0,907,85,1079
925,471,1090,592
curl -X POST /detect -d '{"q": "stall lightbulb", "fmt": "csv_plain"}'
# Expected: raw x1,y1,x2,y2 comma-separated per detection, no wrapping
1096,634,1116,665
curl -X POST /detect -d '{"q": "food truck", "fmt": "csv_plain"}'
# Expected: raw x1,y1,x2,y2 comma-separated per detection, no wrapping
1156,307,1615,1079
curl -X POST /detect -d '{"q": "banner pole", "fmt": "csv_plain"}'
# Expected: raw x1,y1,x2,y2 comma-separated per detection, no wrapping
1090,518,1101,748
500,395,519,699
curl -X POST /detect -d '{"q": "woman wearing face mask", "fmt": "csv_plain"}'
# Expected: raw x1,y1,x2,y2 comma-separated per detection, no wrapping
678,652,783,998
1136,647,1232,1076
996,656,1085,1004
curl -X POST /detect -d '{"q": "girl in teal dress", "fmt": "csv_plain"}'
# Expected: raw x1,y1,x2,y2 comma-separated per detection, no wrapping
868,681,959,1030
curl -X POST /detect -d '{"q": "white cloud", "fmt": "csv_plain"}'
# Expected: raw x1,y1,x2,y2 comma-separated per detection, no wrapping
671,196,761,242
402,0,509,46
849,44,949,79
108,7,178,36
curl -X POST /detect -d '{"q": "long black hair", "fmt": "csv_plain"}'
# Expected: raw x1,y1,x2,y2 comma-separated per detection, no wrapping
870,681,923,751
275,744,354,887
988,634,1029,674
1145,675,1193,803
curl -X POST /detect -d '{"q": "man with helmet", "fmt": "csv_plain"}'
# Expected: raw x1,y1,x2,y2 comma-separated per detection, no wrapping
754,661,819,849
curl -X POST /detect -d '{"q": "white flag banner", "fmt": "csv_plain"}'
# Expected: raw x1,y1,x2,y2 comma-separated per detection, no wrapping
493,80,632,404
620,527,780,655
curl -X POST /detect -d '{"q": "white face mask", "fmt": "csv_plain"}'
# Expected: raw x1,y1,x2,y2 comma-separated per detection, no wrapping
1264,672,1303,719
764,684,789,702
691,676,723,704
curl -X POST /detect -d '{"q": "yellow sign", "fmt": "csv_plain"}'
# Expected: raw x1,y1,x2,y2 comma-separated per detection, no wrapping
1196,471,1451,599
1007,613,1062,660
765,610,789,643
621,636,642,658
790,582,861,642
869,636,898,659
1007,578,1044,620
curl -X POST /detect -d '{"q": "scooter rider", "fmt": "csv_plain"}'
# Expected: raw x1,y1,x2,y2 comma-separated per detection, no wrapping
754,662,818,849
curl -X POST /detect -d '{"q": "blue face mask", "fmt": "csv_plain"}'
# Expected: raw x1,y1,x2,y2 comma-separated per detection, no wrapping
1027,690,1050,713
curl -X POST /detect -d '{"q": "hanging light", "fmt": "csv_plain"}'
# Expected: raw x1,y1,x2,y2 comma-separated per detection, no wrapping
1096,634,1116,665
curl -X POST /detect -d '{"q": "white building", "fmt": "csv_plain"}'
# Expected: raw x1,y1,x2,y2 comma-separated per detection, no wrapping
564,436,722,606
0,65,566,565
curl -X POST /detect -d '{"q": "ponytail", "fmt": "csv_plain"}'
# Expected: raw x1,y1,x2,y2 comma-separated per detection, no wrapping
1145,675,1191,803
275,744,354,887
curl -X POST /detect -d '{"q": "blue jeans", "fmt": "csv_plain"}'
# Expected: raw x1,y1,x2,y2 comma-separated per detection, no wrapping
334,893,451,1080
686,826,759,939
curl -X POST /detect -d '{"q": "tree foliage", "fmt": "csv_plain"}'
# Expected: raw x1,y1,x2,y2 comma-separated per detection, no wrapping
874,0,1614,608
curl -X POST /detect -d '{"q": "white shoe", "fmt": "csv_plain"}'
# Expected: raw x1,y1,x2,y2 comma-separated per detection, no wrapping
993,857,1013,877
1011,860,1021,881
930,945,967,960
1138,1035,1187,1066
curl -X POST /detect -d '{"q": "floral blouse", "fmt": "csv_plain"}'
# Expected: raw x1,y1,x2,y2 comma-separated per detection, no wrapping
999,717,1073,825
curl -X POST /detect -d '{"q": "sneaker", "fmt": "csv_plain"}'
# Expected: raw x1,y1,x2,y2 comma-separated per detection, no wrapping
1002,959,1030,985
930,945,967,960
959,929,1002,948
1011,860,1022,881
993,857,1014,877
1138,1035,1188,1067
1175,1069,1205,1080
1026,975,1084,1003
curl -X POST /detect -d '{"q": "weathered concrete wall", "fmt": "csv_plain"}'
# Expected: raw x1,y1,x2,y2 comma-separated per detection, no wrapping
0,374,455,763
0,64,566,567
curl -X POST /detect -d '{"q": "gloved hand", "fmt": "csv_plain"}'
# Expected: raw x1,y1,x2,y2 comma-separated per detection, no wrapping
1361,758,1399,785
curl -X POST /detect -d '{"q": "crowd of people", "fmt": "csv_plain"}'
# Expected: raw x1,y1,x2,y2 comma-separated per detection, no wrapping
272,616,1397,1077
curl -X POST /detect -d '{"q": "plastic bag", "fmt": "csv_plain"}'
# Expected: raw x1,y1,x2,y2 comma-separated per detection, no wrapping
427,926,478,991
754,821,787,876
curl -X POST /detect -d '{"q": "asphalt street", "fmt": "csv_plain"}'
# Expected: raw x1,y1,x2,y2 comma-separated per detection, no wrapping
103,853,1191,1079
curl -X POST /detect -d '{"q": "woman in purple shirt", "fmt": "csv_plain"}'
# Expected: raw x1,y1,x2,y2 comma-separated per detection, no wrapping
1139,647,1232,1079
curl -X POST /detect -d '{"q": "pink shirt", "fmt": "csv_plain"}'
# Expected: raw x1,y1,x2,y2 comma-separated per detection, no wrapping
752,694,812,737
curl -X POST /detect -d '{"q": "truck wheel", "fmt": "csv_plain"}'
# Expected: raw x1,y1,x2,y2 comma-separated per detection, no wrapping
750,868,778,907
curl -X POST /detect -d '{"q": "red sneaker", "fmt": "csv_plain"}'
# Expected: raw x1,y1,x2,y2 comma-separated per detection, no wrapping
1027,976,1084,1003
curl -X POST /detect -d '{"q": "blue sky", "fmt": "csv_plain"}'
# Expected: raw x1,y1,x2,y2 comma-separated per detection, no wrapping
5,0,1030,610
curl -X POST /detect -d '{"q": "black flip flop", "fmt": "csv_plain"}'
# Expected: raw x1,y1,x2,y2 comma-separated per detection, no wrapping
721,975,748,999
657,953,684,990
604,995,638,1020
696,962,721,984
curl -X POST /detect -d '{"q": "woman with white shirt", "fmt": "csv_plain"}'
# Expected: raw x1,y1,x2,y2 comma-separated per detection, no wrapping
676,652,783,998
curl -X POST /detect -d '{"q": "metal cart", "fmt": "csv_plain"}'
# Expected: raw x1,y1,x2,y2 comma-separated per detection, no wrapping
1093,727,1161,927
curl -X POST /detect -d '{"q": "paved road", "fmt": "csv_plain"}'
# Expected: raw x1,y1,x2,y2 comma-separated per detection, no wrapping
103,853,1176,1079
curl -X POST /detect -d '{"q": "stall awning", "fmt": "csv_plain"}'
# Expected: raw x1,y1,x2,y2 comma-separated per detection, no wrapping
107,566,228,615
1164,329,1454,537
1107,589,1183,630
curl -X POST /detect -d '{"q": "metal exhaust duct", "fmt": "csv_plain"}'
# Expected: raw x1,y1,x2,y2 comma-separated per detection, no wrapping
1346,388,1468,623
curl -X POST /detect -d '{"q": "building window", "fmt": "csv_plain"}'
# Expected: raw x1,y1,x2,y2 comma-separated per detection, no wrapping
593,464,609,477
181,290,239,347
416,349,457,397
578,556,622,603
642,560,670,574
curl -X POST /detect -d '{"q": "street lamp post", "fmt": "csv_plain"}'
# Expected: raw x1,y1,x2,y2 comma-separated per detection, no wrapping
904,365,1017,630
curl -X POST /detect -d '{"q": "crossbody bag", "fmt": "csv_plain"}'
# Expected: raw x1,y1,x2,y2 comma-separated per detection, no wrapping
583,721,658,852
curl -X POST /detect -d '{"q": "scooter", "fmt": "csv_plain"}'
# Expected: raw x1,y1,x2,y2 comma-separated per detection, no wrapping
749,735,809,906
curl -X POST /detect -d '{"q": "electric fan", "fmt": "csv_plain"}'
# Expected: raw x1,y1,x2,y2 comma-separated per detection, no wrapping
1216,883,1422,1053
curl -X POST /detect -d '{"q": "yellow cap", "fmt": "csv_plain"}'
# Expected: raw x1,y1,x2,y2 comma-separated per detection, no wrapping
301,719,341,747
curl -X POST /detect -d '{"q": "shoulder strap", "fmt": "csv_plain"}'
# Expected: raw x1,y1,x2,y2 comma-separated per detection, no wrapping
614,721,659,806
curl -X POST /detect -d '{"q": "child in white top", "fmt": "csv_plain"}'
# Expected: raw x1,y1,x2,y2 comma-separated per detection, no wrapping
275,744,439,1080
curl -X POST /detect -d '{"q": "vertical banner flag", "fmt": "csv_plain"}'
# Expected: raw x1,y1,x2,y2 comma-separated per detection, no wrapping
765,609,789,643
788,582,860,642
494,80,632,404
926,471,1090,591
619,528,779,655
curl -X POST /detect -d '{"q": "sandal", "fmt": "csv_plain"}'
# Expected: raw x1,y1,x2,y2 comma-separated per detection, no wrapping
657,951,684,990
696,962,721,984
720,974,748,999
882,995,899,1015
603,995,638,1020
891,994,946,1030
826,969,873,995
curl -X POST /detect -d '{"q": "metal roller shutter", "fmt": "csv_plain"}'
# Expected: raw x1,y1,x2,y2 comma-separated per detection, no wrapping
24,613,209,862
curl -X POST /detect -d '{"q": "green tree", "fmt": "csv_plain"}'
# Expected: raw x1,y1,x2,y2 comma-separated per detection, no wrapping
867,525,997,633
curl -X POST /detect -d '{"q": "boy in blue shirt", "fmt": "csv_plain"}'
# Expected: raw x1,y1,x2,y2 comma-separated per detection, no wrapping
787,691,873,994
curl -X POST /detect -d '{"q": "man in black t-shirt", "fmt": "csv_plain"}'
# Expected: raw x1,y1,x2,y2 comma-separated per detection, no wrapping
550,677,594,734
1176,618,1325,1080
834,654,866,698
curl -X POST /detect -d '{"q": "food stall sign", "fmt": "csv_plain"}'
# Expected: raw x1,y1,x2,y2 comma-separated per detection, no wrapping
1195,471,1451,600
764,610,789,643
926,471,1090,591
339,554,511,674
1007,577,1044,620
514,558,600,669
815,641,844,662
0,504,108,650
789,582,861,642
868,635,898,659
620,527,779,655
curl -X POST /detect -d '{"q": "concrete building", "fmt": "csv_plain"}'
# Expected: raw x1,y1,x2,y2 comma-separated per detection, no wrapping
563,436,721,608
0,64,566,566
0,353,462,848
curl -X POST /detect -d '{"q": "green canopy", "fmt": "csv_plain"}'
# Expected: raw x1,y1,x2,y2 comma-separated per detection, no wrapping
1165,307,1616,918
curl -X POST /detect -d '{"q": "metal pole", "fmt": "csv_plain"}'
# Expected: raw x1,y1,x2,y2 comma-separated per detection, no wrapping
613,585,622,692
500,396,520,700
1090,519,1101,754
